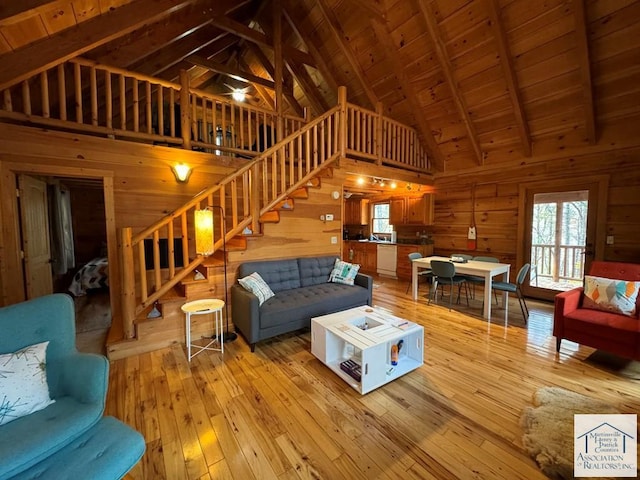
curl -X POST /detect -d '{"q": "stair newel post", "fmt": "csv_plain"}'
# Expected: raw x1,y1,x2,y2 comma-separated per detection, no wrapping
179,69,191,150
337,86,347,159
120,227,136,339
250,163,260,234
375,101,383,166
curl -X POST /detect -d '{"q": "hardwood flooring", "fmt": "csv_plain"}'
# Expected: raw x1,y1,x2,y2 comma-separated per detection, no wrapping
106,278,640,480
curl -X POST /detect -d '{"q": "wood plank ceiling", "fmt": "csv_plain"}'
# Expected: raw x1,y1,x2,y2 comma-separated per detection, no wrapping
0,0,639,173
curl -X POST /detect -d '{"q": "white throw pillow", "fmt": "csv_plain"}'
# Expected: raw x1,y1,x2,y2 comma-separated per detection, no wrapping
0,341,55,426
238,272,275,306
328,259,361,286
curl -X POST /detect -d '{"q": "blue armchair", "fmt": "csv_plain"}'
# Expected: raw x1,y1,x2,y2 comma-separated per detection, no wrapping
0,294,144,480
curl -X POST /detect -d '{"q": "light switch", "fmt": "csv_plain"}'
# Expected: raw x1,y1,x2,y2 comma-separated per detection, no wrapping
331,236,338,244
606,235,614,245
326,213,334,221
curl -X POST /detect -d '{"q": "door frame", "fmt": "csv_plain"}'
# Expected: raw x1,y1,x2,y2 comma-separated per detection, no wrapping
0,162,117,315
516,175,608,300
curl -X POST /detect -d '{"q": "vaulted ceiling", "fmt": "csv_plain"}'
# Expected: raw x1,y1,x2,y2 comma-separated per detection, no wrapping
1,0,639,174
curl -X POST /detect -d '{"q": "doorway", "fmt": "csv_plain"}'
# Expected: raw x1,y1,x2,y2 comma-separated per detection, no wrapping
518,176,608,301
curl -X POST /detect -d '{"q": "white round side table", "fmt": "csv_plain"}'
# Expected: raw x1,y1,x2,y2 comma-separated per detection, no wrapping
181,298,224,361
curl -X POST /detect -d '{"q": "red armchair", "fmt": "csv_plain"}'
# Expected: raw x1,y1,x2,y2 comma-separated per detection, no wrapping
554,261,640,360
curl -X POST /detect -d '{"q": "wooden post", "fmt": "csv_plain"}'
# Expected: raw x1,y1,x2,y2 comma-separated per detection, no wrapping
180,69,191,150
337,86,347,159
375,101,383,165
273,0,284,143
250,163,260,234
119,227,136,339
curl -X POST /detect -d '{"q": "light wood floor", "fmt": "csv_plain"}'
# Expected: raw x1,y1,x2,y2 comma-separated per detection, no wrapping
106,278,640,480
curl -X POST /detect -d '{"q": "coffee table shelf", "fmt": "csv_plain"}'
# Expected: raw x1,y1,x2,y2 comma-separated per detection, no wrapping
311,306,424,394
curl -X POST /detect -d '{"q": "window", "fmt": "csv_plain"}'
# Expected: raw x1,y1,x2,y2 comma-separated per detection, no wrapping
372,202,392,234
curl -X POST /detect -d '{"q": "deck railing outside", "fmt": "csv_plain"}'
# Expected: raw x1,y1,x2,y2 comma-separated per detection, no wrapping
531,243,586,284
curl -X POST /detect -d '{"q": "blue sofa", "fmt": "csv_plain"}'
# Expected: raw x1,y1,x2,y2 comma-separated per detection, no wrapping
231,256,373,351
0,294,145,480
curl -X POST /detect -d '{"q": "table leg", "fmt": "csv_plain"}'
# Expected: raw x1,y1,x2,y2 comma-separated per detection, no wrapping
412,262,418,300
483,273,492,319
186,312,191,361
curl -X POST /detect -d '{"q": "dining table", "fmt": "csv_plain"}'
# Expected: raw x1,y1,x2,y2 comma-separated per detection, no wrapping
411,256,511,319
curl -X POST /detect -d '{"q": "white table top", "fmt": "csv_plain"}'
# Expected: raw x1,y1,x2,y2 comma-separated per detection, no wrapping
413,256,510,276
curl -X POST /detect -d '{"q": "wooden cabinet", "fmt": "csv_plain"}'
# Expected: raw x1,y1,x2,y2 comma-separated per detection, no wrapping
343,241,377,274
390,194,434,226
396,244,434,280
344,199,369,225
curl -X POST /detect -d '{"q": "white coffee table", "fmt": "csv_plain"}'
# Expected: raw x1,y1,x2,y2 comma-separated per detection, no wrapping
311,306,424,394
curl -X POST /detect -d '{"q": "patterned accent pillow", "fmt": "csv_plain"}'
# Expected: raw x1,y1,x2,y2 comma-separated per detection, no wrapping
238,272,275,306
328,259,361,286
582,275,640,317
0,341,55,426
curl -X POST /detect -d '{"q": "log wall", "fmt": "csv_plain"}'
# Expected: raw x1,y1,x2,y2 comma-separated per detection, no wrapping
432,148,640,273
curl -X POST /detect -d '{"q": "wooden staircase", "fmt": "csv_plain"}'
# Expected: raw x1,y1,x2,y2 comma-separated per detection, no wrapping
107,174,325,359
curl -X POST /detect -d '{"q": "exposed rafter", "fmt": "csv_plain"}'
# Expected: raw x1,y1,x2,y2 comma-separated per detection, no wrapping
573,0,596,144
208,15,316,67
315,0,378,109
238,57,276,110
368,20,444,172
187,55,277,90
282,6,338,92
485,0,531,157
417,0,484,166
0,0,196,91
163,35,238,85
348,0,386,23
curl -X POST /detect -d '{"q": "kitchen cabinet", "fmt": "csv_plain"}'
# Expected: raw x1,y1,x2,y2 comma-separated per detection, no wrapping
389,194,434,226
396,244,434,280
343,241,377,274
344,199,369,225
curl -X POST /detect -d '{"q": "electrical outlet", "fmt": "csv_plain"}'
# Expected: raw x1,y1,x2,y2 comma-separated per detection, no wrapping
320,214,325,221
606,235,614,245
326,213,334,221
331,236,338,244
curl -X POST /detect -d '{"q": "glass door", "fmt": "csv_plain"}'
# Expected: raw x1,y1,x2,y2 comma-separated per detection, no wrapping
520,178,606,301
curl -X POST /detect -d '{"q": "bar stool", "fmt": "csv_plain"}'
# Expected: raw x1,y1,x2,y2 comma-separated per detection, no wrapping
181,298,224,361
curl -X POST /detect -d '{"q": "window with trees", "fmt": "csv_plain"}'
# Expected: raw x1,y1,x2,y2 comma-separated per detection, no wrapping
372,202,393,235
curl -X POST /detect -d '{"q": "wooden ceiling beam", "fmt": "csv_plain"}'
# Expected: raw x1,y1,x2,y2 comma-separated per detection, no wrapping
348,0,386,23
166,35,238,85
286,61,329,115
282,6,338,92
243,43,302,115
132,28,227,77
316,0,378,109
0,0,65,27
0,0,196,91
369,20,444,172
209,15,316,67
485,0,531,156
417,0,484,166
90,5,216,70
187,55,276,90
573,0,596,144
238,57,276,110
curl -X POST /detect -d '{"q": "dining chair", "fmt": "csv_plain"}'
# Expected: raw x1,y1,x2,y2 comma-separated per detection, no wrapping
491,263,531,323
428,260,470,311
467,256,500,300
406,252,433,294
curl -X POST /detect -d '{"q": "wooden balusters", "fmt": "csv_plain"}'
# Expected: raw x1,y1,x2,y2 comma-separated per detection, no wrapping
41,71,49,118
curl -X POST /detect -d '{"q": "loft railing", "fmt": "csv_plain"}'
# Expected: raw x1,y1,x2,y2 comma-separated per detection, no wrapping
0,57,306,158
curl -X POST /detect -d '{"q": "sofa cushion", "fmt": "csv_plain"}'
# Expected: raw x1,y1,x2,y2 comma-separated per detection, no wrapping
564,309,639,346
238,258,300,293
582,275,640,317
0,396,103,480
0,341,55,426
238,272,275,306
259,283,371,330
298,256,338,287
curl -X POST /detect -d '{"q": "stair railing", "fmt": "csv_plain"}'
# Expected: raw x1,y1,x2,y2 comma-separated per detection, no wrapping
118,90,346,338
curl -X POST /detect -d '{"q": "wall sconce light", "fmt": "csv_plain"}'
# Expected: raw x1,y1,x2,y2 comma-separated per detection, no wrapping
194,208,214,256
171,163,192,183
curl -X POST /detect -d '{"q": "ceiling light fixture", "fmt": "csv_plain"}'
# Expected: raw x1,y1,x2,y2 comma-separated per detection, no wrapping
231,89,246,102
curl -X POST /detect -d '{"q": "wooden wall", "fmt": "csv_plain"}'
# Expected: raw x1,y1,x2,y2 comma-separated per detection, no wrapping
0,122,246,307
432,147,640,275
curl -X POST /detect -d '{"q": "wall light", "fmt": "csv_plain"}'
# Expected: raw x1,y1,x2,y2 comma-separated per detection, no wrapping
194,209,214,256
171,163,192,183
